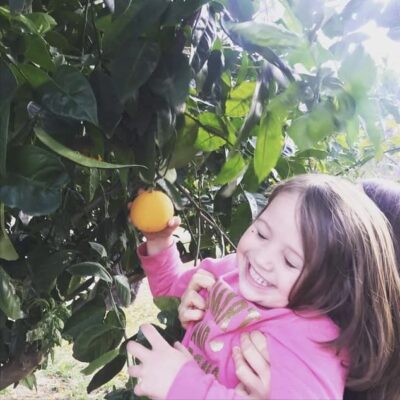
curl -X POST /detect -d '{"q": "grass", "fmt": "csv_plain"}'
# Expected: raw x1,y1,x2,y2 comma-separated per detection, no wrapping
0,279,160,400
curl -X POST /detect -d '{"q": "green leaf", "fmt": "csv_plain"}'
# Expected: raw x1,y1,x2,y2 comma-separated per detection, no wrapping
358,98,384,150
0,266,22,319
339,46,377,100
111,39,160,102
63,301,106,340
25,12,57,34
23,34,54,72
195,128,226,151
226,21,303,53
0,145,69,216
254,113,284,183
68,262,112,283
214,153,247,185
226,81,256,117
87,355,126,393
81,348,120,376
18,64,50,88
168,116,198,169
39,65,98,125
113,275,131,307
153,297,180,314
288,102,336,150
0,203,18,261
35,128,143,169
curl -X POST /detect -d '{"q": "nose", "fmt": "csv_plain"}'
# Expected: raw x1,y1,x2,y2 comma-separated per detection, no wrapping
253,248,276,273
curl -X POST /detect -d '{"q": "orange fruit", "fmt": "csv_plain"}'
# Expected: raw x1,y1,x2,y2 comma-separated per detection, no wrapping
129,190,174,232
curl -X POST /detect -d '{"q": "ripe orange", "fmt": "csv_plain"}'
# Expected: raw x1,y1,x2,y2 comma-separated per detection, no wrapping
129,190,174,233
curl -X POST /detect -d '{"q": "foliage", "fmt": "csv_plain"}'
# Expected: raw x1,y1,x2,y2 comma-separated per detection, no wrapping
0,0,399,395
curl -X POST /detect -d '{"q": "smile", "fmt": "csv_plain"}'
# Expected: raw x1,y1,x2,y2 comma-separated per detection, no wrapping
248,265,273,288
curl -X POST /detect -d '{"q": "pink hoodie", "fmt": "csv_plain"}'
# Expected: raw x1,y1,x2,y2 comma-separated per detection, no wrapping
138,242,347,400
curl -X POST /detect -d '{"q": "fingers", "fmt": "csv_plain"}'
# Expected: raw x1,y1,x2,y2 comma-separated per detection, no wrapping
249,330,270,363
236,332,270,394
233,346,260,390
181,288,207,310
167,216,181,228
127,340,149,362
128,364,142,378
140,324,168,351
187,270,216,292
173,341,192,357
234,383,249,397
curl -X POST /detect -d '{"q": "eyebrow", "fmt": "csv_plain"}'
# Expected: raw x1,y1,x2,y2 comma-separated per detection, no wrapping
258,218,304,261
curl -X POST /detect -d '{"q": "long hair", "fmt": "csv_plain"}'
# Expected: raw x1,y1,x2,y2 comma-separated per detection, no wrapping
362,178,400,269
266,174,400,399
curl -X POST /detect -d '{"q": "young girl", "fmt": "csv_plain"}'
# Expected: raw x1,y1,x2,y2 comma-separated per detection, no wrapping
179,177,400,400
127,174,400,399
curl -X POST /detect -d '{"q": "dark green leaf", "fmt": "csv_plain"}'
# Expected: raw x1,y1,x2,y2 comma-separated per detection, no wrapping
0,61,17,177
68,262,112,283
149,54,192,108
89,242,107,258
0,266,22,319
162,0,210,25
31,250,75,293
87,354,126,393
113,275,131,307
102,0,169,56
35,128,142,169
73,324,122,362
39,65,98,125
0,145,69,216
63,301,106,340
89,70,123,136
81,348,120,375
111,39,160,102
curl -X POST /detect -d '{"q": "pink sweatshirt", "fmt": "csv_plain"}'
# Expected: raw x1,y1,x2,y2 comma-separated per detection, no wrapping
138,242,347,400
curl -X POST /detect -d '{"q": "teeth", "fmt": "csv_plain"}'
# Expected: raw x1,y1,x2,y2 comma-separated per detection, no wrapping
249,265,269,287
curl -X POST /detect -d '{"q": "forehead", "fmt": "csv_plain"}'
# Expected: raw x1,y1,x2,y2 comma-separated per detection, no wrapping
258,191,303,250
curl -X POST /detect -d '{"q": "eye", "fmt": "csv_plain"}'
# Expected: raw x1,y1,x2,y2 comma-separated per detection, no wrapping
257,230,268,240
285,259,297,269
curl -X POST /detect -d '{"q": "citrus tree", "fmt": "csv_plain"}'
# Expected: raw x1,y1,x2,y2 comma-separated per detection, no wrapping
0,0,399,397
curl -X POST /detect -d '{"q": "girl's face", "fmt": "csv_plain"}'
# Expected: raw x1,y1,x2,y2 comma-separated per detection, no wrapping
237,191,304,308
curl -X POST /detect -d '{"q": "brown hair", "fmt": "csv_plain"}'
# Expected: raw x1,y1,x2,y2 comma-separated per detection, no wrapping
266,174,400,399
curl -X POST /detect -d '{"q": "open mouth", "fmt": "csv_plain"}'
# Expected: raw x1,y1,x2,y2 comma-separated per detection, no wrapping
248,264,274,288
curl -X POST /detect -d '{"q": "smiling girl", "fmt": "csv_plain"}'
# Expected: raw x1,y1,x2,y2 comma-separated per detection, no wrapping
127,174,400,400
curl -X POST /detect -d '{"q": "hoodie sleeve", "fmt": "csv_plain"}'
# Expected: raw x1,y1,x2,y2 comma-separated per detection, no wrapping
137,242,198,298
137,242,237,299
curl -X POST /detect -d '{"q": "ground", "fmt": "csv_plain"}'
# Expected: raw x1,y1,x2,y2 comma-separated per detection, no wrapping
0,279,159,400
